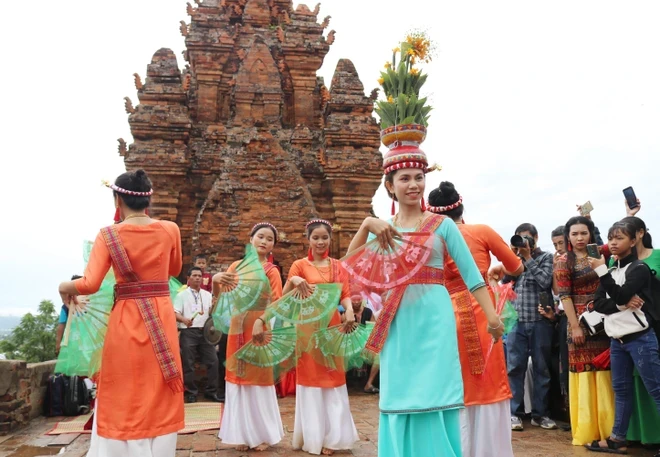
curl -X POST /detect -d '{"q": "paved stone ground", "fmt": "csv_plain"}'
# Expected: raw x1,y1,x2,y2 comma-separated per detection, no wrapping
0,392,657,457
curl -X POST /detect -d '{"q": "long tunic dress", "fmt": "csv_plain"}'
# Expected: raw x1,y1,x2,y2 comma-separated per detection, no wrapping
625,249,660,444
444,223,521,457
376,215,486,457
288,258,359,455
218,261,285,448
554,254,615,445
74,221,184,457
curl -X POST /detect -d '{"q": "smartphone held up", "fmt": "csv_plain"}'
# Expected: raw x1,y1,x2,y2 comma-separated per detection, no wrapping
623,186,639,210
586,243,600,259
579,201,594,216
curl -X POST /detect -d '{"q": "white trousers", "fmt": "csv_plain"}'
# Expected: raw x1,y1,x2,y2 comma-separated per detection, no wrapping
218,381,284,448
460,399,514,457
292,384,359,455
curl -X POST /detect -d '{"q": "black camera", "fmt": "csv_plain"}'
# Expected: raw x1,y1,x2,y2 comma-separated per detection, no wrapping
511,234,535,250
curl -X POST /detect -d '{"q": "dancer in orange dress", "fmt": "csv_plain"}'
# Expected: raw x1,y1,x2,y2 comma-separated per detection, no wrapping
58,169,184,457
429,182,523,457
255,219,358,456
215,222,284,451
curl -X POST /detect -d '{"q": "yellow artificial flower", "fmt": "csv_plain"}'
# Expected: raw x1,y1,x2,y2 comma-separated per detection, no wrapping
405,31,434,63
392,46,400,53
410,68,419,76
387,95,394,103
384,62,391,69
378,77,385,85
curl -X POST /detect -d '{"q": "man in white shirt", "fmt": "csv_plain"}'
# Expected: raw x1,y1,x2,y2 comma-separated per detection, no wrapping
175,267,222,403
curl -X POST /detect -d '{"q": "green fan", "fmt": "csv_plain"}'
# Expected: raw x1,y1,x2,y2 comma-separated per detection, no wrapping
269,283,341,325
234,326,297,368
169,276,185,297
313,322,374,360
55,274,114,377
212,245,271,334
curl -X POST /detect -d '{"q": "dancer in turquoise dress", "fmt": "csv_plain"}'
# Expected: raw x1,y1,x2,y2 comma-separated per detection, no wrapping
346,35,503,456
347,155,504,457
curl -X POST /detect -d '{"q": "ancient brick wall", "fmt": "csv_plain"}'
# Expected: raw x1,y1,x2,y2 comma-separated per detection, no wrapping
120,0,382,275
0,360,55,434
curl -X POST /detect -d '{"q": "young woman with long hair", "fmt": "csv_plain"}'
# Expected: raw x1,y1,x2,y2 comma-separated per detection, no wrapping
586,221,660,456
554,215,614,445
215,222,284,452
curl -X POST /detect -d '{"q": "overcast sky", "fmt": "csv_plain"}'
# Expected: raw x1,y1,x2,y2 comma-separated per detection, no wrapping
1,0,659,316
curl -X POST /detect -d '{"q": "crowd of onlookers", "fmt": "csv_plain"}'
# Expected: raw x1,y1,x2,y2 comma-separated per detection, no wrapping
488,198,660,455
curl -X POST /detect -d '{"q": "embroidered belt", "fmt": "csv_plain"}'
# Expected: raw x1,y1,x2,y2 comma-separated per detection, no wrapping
114,281,171,300
365,266,444,355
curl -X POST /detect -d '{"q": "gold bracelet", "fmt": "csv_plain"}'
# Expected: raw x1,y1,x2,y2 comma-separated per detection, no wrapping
488,319,504,330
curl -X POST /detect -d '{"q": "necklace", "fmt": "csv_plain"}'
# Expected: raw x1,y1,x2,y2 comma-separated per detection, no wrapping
393,212,425,231
123,213,149,221
308,259,332,283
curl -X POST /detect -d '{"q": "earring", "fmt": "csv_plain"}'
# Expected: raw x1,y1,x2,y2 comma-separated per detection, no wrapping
391,197,396,216
307,247,314,261
420,199,427,212
114,207,121,224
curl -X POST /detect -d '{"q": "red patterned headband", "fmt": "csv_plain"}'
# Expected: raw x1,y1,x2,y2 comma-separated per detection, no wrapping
305,219,332,232
383,162,441,176
428,196,463,213
251,222,278,239
103,180,153,197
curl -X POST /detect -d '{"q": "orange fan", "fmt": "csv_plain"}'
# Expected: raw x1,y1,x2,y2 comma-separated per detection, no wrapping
341,232,434,290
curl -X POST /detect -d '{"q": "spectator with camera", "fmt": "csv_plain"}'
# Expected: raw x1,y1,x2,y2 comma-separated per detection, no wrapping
554,216,614,446
490,223,556,431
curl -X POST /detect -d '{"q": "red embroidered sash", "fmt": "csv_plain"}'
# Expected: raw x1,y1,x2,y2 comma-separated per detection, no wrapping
446,276,486,375
101,226,183,393
364,214,447,355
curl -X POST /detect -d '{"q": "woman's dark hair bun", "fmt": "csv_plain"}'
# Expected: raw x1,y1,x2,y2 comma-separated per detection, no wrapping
428,181,460,207
439,181,458,198
114,169,152,210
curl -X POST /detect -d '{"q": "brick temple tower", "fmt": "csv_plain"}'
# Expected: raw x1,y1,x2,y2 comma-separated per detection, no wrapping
119,0,382,272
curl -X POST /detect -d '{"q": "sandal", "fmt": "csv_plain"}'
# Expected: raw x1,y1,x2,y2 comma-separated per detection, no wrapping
363,386,379,394
585,438,628,454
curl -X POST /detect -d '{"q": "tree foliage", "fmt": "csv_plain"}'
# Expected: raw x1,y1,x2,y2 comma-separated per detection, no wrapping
0,300,58,362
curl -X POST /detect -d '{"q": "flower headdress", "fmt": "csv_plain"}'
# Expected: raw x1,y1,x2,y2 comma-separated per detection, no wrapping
375,32,440,214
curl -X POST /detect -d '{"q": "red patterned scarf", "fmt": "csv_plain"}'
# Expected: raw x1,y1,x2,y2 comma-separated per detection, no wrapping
364,215,446,355
101,226,183,393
